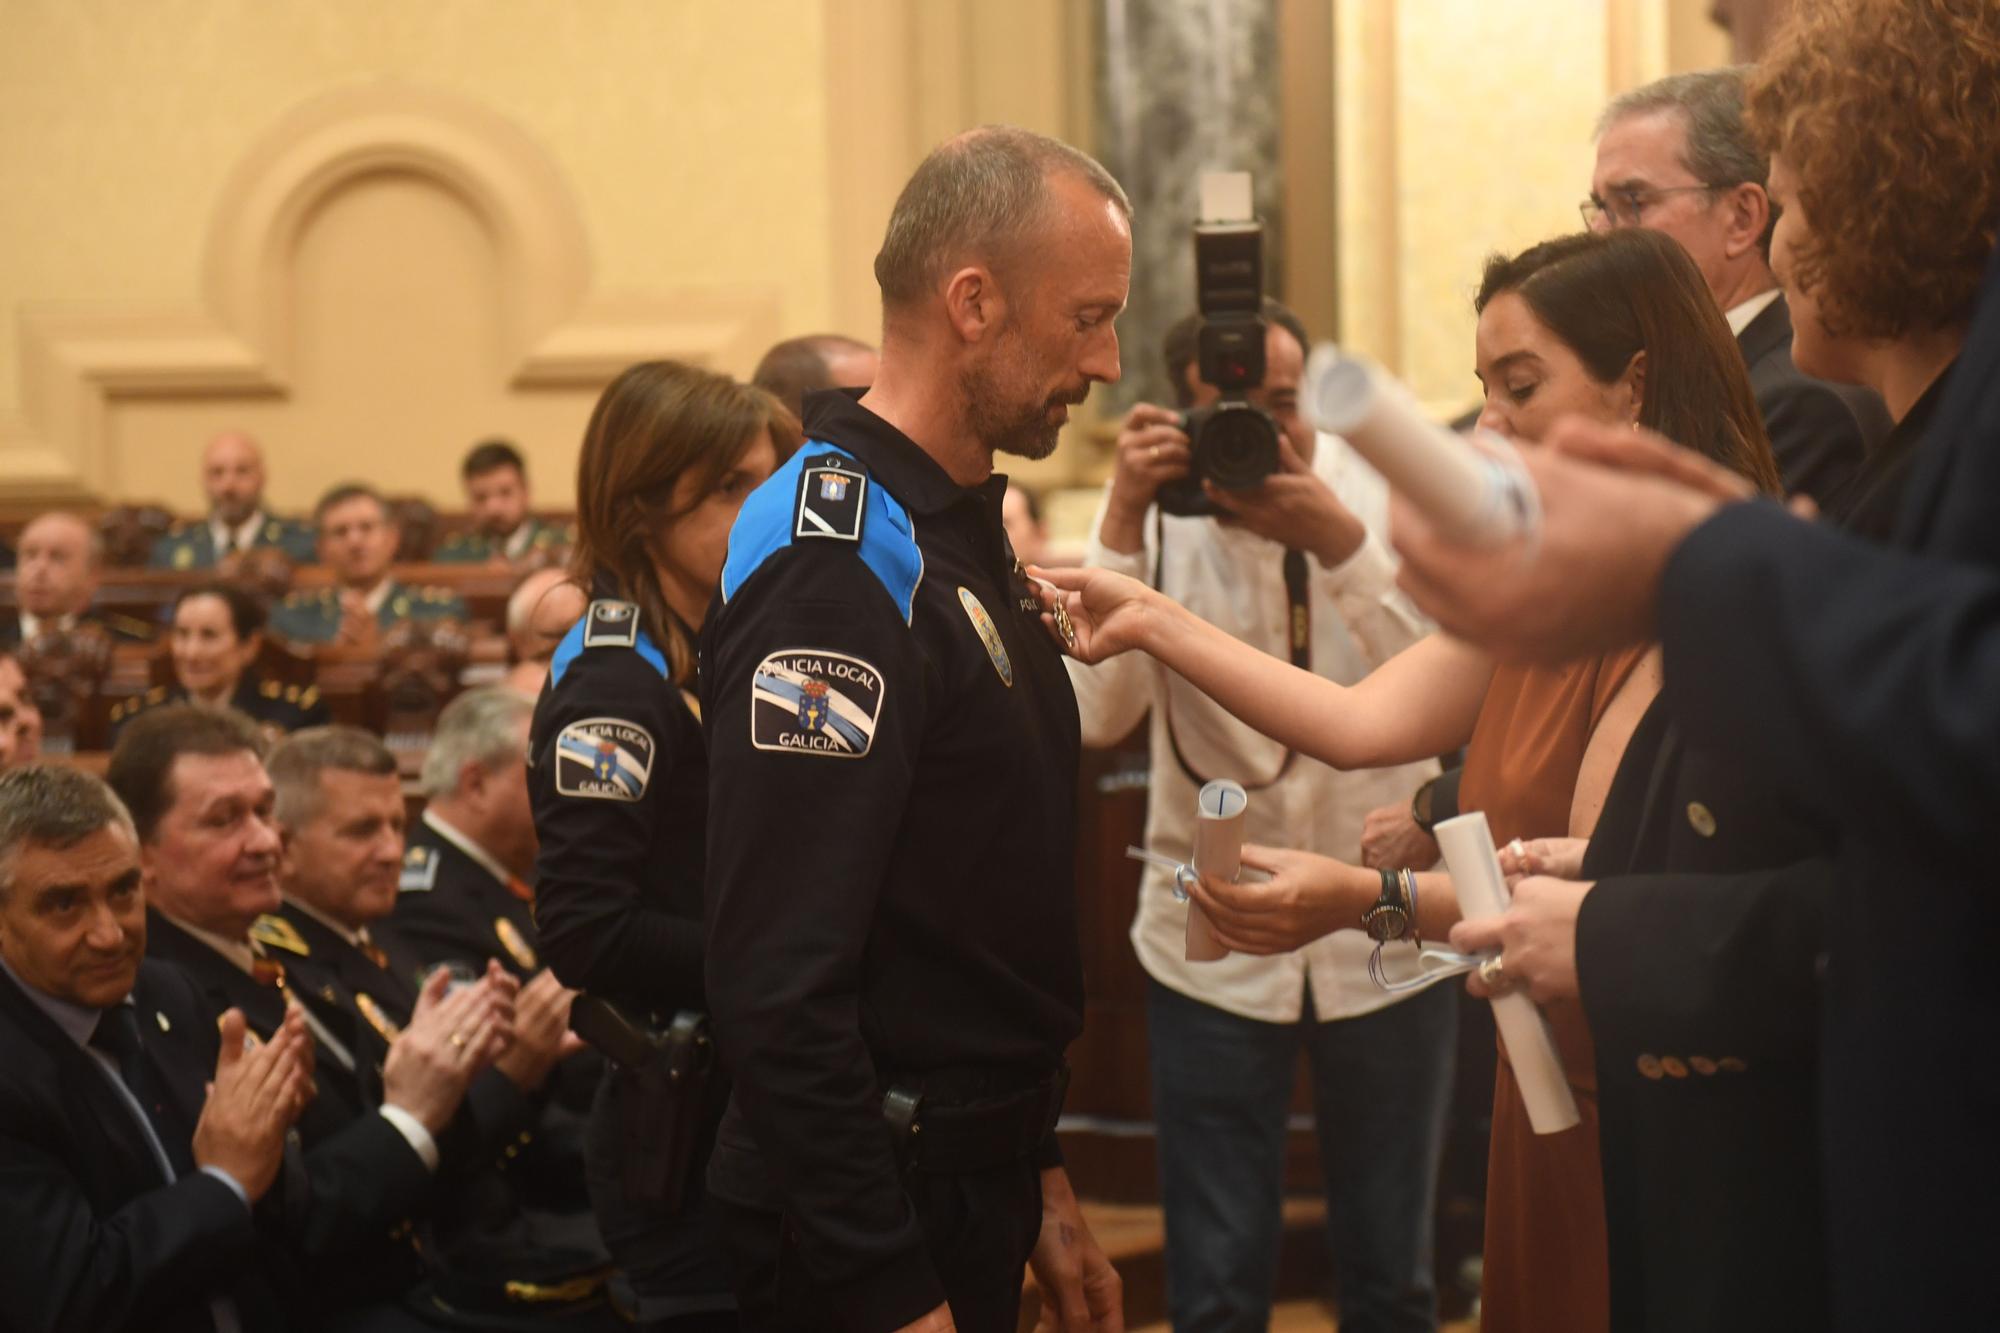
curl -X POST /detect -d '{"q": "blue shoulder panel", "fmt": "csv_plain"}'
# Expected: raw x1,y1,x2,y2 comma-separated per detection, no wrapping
549,616,669,688
720,441,923,624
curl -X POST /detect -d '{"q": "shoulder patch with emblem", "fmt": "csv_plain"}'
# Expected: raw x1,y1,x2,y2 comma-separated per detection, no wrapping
582,599,640,649
554,717,655,800
250,914,311,957
795,460,867,542
400,844,439,892
751,648,886,758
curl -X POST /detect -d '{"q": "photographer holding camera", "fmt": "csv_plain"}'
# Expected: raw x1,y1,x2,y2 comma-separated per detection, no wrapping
1071,251,1453,1326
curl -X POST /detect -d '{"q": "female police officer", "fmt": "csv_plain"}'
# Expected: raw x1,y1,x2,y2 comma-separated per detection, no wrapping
530,360,797,1331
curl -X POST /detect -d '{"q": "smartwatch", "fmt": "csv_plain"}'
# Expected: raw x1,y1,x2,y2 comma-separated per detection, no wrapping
1361,868,1412,943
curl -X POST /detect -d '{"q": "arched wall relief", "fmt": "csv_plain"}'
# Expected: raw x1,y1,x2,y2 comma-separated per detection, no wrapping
2,82,778,507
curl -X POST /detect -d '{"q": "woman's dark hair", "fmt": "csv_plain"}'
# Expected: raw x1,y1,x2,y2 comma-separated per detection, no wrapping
1476,229,1782,494
172,581,266,641
571,360,804,683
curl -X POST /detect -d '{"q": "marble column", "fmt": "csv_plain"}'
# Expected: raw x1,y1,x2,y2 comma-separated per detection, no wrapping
1093,0,1284,414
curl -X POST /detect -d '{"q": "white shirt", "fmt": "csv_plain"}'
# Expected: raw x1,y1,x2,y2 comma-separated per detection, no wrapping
502,521,536,563
1725,288,1783,337
209,511,267,559
16,610,77,641
1066,433,1441,1024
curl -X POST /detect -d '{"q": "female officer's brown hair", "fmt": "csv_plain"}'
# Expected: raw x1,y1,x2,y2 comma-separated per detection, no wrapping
570,360,802,684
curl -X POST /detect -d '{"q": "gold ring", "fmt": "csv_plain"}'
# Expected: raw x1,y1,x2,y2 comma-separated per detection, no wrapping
449,1030,467,1049
1477,956,1510,991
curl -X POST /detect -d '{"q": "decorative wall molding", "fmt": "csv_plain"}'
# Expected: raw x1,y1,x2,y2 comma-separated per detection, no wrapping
1,82,777,505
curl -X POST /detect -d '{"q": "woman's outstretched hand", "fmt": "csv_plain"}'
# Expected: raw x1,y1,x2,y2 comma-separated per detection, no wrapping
1029,564,1158,665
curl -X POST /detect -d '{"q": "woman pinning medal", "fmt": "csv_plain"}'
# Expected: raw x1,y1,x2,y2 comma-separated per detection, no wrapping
529,360,799,1332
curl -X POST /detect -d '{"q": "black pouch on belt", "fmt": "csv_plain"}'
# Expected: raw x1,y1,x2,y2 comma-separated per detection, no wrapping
880,1064,1070,1175
571,995,716,1212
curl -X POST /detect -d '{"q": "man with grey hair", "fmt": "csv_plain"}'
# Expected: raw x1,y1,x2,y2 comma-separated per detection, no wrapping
382,688,545,982
753,332,881,419
703,125,1128,1332
1588,67,1889,502
0,763,314,1330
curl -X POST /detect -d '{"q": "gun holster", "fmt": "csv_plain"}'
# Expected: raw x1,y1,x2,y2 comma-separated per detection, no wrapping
570,996,716,1212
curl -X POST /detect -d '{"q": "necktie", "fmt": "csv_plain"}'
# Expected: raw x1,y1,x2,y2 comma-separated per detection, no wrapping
505,876,534,905
358,934,389,971
91,1006,195,1177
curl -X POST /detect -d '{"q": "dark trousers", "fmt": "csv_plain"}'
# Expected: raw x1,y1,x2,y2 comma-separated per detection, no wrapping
1147,977,1456,1333
711,1159,1043,1333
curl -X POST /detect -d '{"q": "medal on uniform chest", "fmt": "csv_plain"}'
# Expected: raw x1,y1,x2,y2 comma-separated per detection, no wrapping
494,917,538,971
1012,559,1077,652
356,992,403,1042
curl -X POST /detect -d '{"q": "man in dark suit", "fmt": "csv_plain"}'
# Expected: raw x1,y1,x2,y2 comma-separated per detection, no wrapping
3,511,155,649
265,724,615,1328
1588,69,1890,502
0,763,312,1333
1391,237,2000,1332
107,704,519,1331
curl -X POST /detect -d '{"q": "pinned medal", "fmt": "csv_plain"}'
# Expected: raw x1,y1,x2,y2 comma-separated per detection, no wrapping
356,992,403,1043
1050,599,1078,653
494,917,538,972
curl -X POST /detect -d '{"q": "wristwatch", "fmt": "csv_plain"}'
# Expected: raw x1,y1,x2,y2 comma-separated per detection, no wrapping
1410,776,1439,836
1360,868,1412,943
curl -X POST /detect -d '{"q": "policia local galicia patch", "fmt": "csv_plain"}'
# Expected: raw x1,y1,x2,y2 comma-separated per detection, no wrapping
751,649,886,758
554,717,656,800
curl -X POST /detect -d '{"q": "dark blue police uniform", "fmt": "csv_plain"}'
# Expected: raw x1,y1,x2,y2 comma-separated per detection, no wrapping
699,391,1083,1333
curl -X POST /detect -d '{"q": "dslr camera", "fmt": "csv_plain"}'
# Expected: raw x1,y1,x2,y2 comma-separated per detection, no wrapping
1156,172,1283,518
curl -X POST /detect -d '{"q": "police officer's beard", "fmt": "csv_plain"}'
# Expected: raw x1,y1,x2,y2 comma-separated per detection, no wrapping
961,358,1064,462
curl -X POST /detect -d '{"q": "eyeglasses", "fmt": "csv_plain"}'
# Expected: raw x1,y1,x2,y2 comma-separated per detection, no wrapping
1579,184,1723,230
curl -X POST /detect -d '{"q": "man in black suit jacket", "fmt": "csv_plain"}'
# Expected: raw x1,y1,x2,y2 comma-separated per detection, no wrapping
1589,70,1889,501
0,763,311,1333
3,511,157,650
107,704,518,1331
1393,240,2000,1332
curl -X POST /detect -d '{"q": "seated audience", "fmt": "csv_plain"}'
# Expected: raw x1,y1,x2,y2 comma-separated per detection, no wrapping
749,332,879,419
0,653,25,769
265,726,612,1327
1589,68,1890,501
500,567,583,698
5,512,153,647
0,763,314,1332
110,582,330,744
434,440,574,565
270,483,468,646
108,705,518,1327
1041,226,1780,1333
383,689,542,979
150,431,317,571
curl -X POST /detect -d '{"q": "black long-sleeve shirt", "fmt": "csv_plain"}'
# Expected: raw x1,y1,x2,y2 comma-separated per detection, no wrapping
699,391,1084,1329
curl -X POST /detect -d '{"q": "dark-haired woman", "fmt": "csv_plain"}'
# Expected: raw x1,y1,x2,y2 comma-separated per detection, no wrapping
1042,226,1782,1333
530,360,797,1331
108,581,328,743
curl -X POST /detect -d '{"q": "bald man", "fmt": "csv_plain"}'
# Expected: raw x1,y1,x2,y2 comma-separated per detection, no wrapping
149,432,318,570
751,333,880,420
4,513,150,649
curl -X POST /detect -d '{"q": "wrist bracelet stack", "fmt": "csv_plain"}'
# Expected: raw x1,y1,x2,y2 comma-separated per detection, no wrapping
1361,868,1414,943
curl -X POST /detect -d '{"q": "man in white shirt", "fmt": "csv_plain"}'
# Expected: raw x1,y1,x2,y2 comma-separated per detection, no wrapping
1067,300,1455,1333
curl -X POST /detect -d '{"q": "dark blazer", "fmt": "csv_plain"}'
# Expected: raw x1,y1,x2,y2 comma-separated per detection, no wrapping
144,912,436,1315
380,818,542,983
0,609,155,651
0,959,293,1333
1738,294,1891,504
1657,245,2000,1330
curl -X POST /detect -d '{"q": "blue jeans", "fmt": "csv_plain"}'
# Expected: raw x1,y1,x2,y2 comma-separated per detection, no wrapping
1147,976,1457,1333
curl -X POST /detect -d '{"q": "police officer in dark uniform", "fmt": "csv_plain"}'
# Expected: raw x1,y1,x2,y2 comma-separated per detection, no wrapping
109,581,330,745
529,360,796,1332
699,127,1130,1333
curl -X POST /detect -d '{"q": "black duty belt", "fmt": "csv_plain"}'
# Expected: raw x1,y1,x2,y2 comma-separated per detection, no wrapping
880,1064,1070,1175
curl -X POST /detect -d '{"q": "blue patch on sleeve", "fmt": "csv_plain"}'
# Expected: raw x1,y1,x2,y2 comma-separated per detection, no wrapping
720,442,923,624
550,616,669,688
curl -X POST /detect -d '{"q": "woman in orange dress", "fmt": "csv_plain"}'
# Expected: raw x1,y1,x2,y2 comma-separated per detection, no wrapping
1043,227,1779,1332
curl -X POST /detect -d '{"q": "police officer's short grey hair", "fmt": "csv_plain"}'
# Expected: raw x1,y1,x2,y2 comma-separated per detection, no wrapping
419,688,533,800
0,765,136,902
1599,68,1768,191
873,125,1131,310
268,726,397,831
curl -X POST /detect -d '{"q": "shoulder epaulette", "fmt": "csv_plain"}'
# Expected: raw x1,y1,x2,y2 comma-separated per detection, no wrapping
721,443,921,624
250,914,311,957
259,679,283,700
582,599,639,649
400,844,439,892
298,685,320,709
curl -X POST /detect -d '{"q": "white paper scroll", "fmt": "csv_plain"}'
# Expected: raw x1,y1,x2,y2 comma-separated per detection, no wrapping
1187,779,1246,963
1434,811,1581,1134
1301,346,1541,547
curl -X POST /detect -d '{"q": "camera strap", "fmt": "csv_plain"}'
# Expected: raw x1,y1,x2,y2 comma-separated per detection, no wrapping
1151,510,1310,791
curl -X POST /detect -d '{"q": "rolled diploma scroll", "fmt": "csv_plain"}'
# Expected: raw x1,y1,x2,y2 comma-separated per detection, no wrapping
1187,780,1246,962
1301,346,1541,547
1434,811,1581,1134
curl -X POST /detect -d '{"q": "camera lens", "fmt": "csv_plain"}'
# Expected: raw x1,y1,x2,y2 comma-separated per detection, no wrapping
1200,404,1281,491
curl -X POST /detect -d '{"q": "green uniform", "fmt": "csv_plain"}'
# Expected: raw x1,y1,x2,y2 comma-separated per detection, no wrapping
148,514,318,570
431,516,574,564
266,580,469,645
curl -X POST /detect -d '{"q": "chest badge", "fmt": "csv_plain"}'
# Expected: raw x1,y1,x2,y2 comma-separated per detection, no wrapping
494,917,538,972
958,587,1013,687
356,993,403,1043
